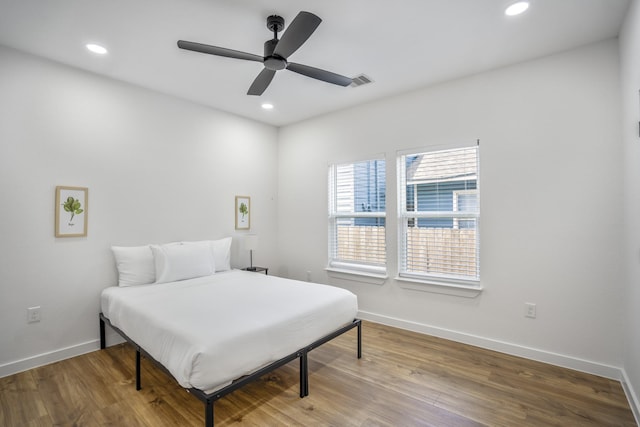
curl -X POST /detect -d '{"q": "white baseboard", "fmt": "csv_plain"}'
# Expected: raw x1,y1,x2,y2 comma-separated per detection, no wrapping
621,369,640,426
358,310,623,380
0,330,125,379
0,340,100,378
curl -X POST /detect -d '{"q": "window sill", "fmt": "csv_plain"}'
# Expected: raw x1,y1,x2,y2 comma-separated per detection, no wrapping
396,276,483,298
325,267,388,285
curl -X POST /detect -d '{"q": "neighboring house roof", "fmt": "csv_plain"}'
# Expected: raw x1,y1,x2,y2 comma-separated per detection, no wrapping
406,147,478,185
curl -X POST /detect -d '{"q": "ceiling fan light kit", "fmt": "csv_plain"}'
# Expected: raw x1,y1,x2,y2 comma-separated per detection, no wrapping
177,11,353,96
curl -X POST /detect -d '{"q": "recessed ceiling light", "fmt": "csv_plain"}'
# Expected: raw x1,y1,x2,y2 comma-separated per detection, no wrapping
86,43,108,55
261,103,274,110
505,1,529,16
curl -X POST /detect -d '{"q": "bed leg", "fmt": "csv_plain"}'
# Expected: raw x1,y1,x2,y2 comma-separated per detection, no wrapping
205,399,214,427
299,352,309,398
357,320,362,359
136,350,141,391
99,316,106,350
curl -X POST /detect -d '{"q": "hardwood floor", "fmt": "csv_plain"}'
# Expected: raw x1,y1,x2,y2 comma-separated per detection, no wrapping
1,321,636,426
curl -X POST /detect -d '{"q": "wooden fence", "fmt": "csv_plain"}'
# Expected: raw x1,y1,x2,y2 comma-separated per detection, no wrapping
336,225,386,265
405,227,477,277
337,226,477,277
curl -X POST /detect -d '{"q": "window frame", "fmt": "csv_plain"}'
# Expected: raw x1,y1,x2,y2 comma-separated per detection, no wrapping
327,156,387,278
397,143,480,288
453,189,478,229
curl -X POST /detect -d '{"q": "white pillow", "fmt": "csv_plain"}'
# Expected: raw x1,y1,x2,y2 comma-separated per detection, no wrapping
210,237,232,272
111,245,155,287
151,241,215,284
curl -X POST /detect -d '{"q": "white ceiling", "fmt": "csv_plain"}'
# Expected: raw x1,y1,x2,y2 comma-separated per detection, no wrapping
0,0,630,127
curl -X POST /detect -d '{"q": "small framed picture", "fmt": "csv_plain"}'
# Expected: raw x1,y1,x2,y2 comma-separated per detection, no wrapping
235,196,250,230
55,186,88,237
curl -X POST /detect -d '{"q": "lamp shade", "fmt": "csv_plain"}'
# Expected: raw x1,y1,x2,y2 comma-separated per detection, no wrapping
244,234,259,251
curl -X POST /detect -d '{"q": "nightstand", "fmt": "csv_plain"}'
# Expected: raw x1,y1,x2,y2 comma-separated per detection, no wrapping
242,266,268,275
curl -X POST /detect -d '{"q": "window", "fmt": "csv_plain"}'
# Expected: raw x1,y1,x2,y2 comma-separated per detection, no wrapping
398,145,479,286
328,158,386,276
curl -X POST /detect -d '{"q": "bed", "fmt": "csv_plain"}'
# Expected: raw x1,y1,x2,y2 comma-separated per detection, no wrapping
99,240,361,426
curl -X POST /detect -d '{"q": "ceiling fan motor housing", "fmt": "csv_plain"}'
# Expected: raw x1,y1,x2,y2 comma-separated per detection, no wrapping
263,39,287,70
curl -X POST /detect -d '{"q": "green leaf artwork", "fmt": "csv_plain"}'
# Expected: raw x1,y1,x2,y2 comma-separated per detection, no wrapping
62,196,84,223
239,202,248,219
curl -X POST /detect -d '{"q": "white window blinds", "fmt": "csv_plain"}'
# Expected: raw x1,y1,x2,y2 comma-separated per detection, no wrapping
398,145,479,285
328,158,386,275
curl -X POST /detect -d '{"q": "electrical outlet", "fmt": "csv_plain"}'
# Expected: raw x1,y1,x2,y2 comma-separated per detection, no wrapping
525,303,536,319
27,306,41,323
306,271,311,282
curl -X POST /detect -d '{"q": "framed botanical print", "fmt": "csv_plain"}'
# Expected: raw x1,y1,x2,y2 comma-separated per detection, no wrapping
235,196,250,230
55,186,88,237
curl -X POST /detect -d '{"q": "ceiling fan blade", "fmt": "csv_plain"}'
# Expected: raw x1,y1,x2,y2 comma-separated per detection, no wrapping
287,63,352,87
247,68,277,96
273,11,321,59
177,40,263,62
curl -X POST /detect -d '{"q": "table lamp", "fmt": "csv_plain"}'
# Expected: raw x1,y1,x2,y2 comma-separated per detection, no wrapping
244,234,259,271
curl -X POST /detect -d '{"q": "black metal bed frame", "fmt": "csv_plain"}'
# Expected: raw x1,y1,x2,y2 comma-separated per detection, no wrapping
99,313,362,427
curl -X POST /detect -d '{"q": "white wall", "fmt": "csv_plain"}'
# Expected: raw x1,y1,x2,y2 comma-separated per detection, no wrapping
0,45,278,375
277,40,625,378
620,0,640,418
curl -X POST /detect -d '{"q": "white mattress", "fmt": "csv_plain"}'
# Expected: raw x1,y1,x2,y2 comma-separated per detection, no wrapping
100,270,358,393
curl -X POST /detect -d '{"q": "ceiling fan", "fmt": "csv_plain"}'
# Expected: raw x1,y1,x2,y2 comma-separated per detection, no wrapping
177,11,353,96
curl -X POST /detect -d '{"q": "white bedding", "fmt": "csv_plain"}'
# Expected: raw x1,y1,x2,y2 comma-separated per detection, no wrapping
100,270,358,393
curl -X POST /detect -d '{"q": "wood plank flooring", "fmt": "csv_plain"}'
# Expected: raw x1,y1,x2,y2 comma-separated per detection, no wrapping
1,321,636,426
